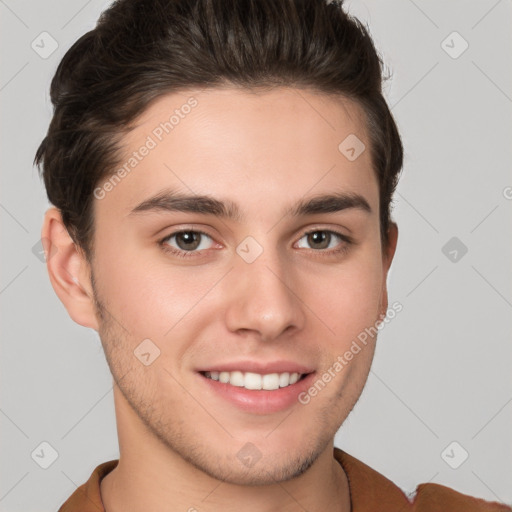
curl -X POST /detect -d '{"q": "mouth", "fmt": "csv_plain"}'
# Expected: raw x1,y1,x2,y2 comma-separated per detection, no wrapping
200,370,310,391
197,367,316,414
195,359,316,414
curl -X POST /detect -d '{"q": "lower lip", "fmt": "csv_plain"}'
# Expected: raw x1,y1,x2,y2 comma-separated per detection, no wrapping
199,372,316,414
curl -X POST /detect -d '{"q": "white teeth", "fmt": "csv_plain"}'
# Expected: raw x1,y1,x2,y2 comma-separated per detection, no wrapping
204,370,303,390
262,373,280,390
229,371,245,387
289,372,299,385
244,372,262,390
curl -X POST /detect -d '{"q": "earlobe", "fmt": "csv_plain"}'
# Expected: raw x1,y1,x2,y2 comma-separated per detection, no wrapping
41,207,99,331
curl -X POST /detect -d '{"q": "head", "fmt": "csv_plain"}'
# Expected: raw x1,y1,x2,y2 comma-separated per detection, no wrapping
37,0,402,485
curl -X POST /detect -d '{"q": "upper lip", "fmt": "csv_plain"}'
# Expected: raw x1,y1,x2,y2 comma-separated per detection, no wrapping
197,360,315,375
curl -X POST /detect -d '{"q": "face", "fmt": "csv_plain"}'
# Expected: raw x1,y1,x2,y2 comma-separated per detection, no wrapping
86,87,395,484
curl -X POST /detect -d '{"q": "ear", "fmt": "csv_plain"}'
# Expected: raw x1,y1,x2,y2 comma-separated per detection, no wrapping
378,222,399,317
41,207,99,331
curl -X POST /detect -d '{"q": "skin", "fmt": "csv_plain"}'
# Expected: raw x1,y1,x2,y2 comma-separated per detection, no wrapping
42,86,398,512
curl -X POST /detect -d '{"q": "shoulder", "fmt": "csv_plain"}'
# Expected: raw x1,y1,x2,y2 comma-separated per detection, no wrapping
411,482,512,512
334,447,511,512
58,459,118,512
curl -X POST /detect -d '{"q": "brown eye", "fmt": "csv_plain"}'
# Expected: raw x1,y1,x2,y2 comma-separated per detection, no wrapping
175,231,201,251
297,229,348,252
306,231,331,250
161,230,215,256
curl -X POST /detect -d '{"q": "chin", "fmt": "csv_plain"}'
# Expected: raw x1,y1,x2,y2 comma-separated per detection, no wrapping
191,448,320,486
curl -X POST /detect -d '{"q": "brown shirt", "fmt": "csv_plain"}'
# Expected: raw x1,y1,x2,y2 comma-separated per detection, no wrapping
58,448,511,511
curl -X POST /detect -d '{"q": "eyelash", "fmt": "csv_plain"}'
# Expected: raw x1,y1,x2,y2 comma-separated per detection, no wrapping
158,228,353,259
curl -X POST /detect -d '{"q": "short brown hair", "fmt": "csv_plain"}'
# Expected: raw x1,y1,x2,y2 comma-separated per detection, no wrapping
34,0,403,261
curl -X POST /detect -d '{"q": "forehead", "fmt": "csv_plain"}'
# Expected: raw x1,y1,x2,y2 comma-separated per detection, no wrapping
95,86,378,220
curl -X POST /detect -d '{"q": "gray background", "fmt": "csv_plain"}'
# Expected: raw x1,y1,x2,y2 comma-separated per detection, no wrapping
1,0,511,510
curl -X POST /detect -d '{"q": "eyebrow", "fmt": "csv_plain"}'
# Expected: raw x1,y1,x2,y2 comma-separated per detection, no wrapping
128,188,372,221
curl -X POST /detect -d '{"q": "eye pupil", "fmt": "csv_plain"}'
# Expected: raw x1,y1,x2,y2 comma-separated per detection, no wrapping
176,231,200,250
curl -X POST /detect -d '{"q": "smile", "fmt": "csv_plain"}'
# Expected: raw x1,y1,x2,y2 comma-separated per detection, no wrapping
202,370,306,390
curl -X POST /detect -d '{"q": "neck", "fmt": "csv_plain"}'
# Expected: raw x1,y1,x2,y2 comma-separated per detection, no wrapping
101,453,350,512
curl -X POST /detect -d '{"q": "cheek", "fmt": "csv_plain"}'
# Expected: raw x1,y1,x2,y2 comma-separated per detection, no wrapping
308,254,384,344
94,245,218,340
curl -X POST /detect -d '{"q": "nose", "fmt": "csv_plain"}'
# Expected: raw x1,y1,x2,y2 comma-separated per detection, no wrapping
224,246,306,342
